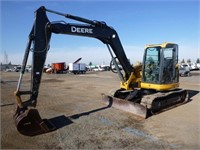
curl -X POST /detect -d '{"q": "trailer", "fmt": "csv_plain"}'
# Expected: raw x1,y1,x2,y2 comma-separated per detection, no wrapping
51,62,66,74
69,63,86,74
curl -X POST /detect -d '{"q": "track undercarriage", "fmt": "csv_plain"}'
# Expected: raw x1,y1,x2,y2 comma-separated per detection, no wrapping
102,88,189,118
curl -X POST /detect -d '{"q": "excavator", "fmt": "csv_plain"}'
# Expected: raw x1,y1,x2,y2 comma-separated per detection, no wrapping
14,6,188,136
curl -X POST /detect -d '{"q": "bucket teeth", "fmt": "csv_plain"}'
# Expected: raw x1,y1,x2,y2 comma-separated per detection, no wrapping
14,107,56,136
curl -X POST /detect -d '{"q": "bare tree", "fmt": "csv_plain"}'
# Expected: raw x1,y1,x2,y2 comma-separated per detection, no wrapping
4,51,8,64
196,58,200,63
187,59,191,64
181,59,185,63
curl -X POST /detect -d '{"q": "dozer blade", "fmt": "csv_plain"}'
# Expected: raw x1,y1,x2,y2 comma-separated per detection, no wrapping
13,107,56,136
102,94,147,118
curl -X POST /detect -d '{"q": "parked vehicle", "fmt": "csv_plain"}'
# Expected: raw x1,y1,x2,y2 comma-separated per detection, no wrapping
179,64,190,76
92,66,105,71
197,63,200,69
5,68,12,72
188,63,199,71
69,63,86,74
13,66,21,72
52,62,66,74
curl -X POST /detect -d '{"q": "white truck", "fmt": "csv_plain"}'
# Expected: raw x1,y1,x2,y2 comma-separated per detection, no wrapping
68,63,86,74
179,64,190,76
189,63,199,70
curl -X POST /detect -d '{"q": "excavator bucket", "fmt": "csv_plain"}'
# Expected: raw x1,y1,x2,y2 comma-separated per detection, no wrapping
13,107,56,136
102,94,147,118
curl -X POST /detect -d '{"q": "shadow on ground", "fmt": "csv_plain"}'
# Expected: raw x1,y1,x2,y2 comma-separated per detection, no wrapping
50,104,111,128
187,89,199,101
27,104,112,136
17,89,199,136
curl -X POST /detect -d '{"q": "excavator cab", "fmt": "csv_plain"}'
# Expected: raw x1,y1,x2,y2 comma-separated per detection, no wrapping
109,42,187,117
141,43,179,90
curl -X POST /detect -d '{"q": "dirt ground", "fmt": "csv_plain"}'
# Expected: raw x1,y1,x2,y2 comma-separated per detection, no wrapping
1,70,200,149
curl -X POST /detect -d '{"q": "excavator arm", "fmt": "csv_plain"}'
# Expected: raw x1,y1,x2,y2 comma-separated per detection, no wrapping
17,6,135,107
14,6,137,136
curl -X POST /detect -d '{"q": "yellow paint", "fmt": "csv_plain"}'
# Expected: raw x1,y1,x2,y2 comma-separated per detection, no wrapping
120,42,179,91
141,82,179,91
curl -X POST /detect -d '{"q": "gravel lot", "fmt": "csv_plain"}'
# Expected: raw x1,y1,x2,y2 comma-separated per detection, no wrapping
1,71,200,149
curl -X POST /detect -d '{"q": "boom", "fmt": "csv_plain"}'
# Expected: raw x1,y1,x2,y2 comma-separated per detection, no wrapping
16,6,134,107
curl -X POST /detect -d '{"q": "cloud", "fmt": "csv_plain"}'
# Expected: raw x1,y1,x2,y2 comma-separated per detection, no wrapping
0,44,145,65
46,44,144,65
0,52,23,65
3,44,198,66
46,46,111,65
178,44,200,62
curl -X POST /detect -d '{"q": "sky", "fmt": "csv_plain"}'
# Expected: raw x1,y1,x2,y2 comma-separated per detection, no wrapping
0,0,199,66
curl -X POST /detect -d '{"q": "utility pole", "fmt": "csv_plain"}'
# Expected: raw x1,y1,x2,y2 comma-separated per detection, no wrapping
4,51,8,64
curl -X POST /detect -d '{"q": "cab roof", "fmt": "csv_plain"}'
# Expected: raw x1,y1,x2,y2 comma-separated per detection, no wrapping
145,42,178,49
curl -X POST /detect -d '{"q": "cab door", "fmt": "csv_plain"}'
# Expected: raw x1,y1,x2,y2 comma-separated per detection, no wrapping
142,46,161,84
160,44,179,84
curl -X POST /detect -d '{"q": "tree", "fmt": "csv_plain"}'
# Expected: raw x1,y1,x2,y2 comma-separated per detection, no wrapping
187,59,191,64
180,59,185,63
89,62,92,66
88,62,93,71
196,58,200,63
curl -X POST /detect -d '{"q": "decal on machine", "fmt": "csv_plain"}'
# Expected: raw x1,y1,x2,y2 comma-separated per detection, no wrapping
71,26,93,34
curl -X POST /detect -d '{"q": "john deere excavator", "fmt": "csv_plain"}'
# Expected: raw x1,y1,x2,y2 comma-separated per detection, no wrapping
14,6,188,136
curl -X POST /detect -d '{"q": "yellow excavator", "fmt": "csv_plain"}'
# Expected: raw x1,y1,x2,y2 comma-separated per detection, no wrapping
14,6,188,136
103,42,188,117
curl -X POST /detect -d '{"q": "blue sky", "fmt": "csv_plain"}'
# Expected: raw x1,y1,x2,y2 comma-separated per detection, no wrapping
1,0,199,65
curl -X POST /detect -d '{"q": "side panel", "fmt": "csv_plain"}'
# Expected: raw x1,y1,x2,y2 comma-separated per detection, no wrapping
141,82,179,91
79,63,86,71
69,63,79,71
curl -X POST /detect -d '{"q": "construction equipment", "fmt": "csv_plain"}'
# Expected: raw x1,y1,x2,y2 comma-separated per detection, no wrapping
66,57,82,70
14,6,188,136
51,62,66,73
